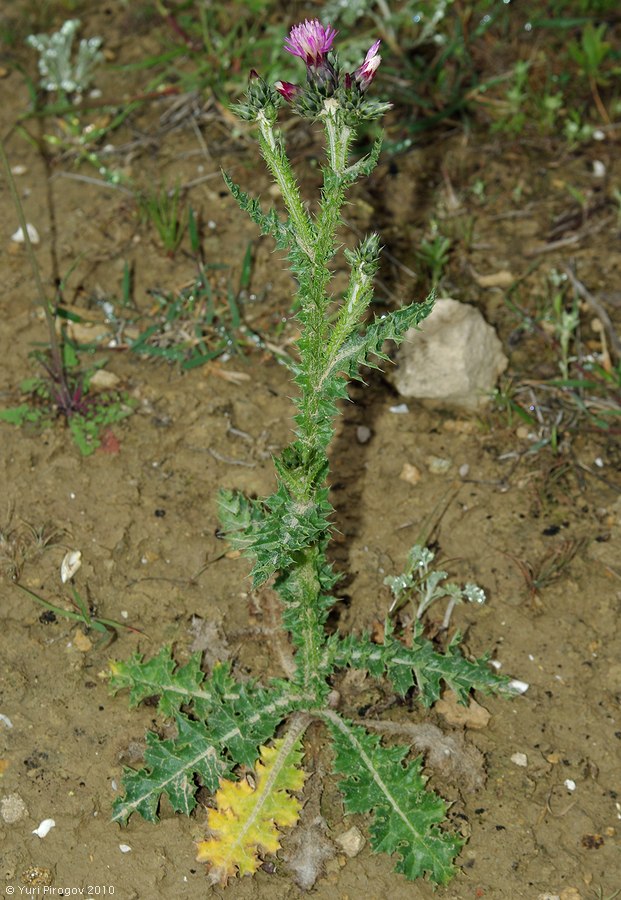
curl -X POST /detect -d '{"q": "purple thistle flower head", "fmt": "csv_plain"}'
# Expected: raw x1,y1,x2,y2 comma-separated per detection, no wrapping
354,39,381,91
284,19,337,68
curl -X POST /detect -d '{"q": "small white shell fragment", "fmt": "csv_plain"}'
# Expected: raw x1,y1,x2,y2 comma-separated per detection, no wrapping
564,779,576,792
459,463,470,478
61,549,82,584
119,843,132,853
511,752,528,767
592,159,606,178
489,659,502,670
11,223,40,244
11,165,27,175
334,825,366,858
32,818,56,838
0,713,13,728
508,679,529,694
389,403,409,414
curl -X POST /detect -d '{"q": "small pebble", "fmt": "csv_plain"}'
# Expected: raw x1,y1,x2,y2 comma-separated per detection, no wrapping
511,752,528,767
389,403,409,414
459,463,470,478
356,425,372,444
508,679,529,694
592,159,606,178
119,843,132,853
1,793,28,824
400,462,421,485
564,779,576,792
334,826,365,858
426,455,452,474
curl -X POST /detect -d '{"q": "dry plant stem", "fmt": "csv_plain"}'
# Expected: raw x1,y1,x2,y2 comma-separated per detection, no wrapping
0,140,71,408
563,262,621,359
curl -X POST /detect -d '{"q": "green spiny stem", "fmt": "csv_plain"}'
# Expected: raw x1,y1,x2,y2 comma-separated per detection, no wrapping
256,112,317,265
323,101,353,175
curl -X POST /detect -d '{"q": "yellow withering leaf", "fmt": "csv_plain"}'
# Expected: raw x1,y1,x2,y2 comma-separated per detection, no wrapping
197,737,306,885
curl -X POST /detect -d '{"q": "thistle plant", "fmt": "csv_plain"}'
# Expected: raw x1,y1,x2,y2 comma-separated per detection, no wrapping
111,20,510,886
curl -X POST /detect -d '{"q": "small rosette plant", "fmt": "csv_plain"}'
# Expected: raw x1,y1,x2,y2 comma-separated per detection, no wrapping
111,20,511,888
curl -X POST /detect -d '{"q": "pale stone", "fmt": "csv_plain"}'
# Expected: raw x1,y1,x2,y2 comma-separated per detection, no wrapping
400,462,421,485
334,826,366,858
391,298,508,411
1,793,28,824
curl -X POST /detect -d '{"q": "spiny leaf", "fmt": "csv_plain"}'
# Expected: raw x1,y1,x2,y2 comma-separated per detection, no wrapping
217,488,266,552
112,713,228,824
196,736,306,885
110,651,297,824
320,295,434,388
222,170,291,249
329,622,509,706
109,646,210,717
324,713,462,884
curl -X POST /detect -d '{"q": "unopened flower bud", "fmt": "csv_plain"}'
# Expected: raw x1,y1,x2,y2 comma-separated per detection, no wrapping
275,80,299,103
354,40,381,92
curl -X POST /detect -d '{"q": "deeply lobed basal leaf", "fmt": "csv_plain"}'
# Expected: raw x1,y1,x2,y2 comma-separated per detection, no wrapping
110,651,297,824
196,737,306,885
330,622,510,706
325,714,462,884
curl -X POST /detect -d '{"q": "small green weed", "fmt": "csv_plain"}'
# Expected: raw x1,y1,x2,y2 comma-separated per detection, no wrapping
415,225,452,288
16,582,142,649
129,238,256,369
137,183,187,257
0,142,133,455
385,544,486,628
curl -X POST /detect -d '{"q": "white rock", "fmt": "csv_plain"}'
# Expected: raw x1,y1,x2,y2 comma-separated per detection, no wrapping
511,752,528,767
391,298,508,411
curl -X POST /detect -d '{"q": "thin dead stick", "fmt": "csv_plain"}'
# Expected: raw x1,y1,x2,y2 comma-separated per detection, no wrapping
524,214,614,258
563,263,621,359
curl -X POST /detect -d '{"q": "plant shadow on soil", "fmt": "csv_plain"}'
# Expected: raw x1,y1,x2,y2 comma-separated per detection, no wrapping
1,4,621,898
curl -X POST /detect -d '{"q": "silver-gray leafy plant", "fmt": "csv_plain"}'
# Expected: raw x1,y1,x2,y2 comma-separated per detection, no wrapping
27,19,103,95
111,19,511,886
